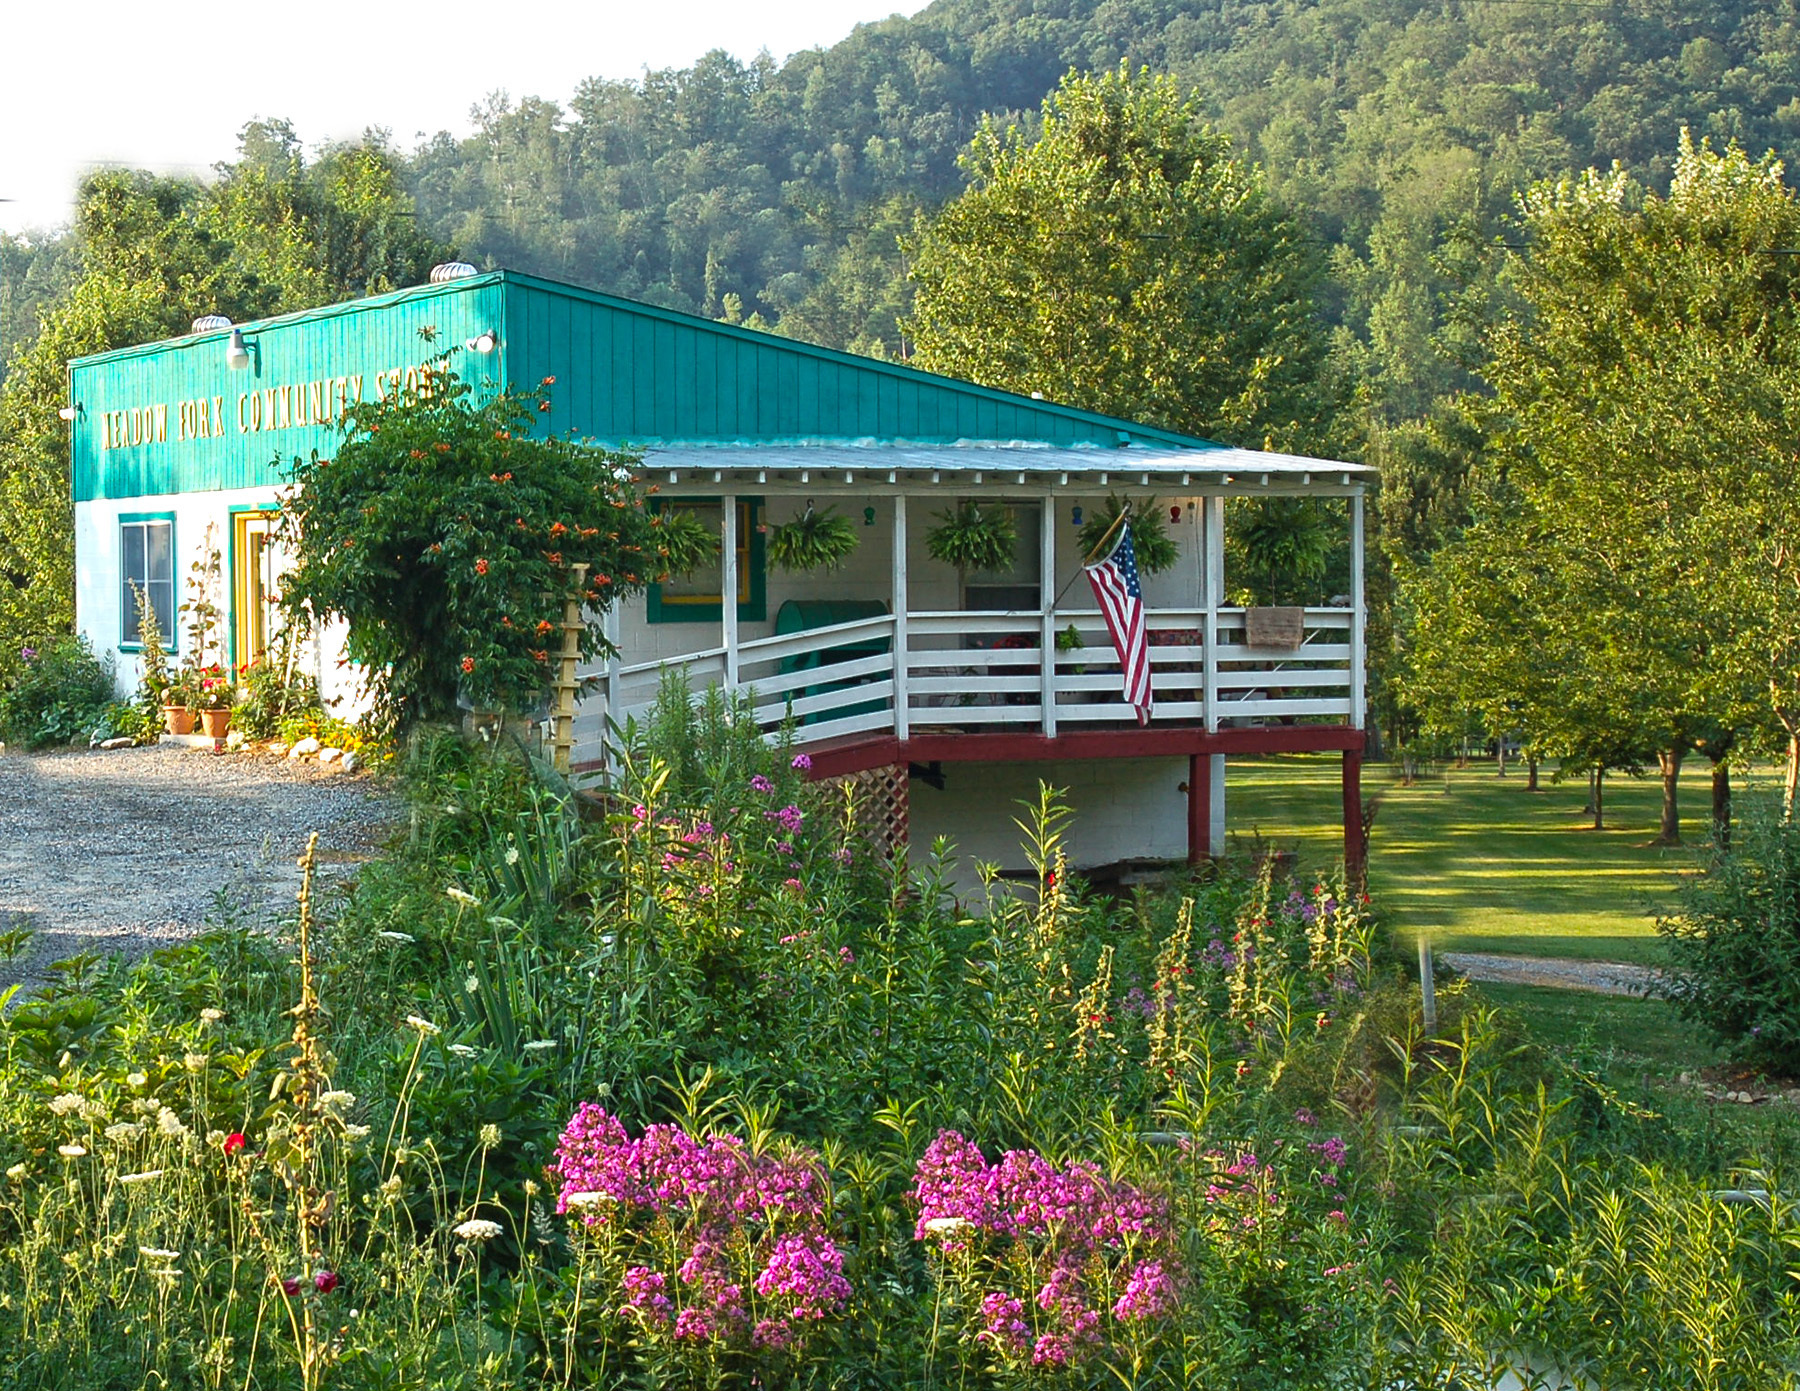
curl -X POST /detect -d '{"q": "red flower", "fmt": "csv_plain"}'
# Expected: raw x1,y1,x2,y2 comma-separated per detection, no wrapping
474,558,489,575
536,620,554,635
549,521,568,536
540,375,556,386
539,400,551,412
281,1276,301,1297
314,1270,339,1294
223,1132,246,1156
546,551,563,566
532,649,548,663
461,656,475,674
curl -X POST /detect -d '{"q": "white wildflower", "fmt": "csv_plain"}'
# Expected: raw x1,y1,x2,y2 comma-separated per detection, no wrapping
137,1246,181,1260
404,1015,441,1036
119,1170,164,1185
504,845,520,866
377,931,414,943
125,1072,148,1088
183,1053,209,1072
155,1109,189,1140
454,1218,504,1242
522,1179,540,1197
522,1039,558,1053
205,1130,226,1148
48,1093,85,1116
57,1144,87,1158
563,1191,605,1210
379,1176,404,1201
448,1044,478,1059
479,1124,501,1150
105,1122,144,1143
343,1124,371,1140
317,1090,356,1119
446,886,478,906
5,1163,25,1181
464,975,479,994
199,1008,224,1023
131,1098,162,1116
923,1217,971,1236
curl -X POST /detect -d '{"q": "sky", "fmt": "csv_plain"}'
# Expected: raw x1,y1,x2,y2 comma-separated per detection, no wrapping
0,0,928,236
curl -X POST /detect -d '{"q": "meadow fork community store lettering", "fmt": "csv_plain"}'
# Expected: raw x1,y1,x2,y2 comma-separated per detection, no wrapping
99,365,443,451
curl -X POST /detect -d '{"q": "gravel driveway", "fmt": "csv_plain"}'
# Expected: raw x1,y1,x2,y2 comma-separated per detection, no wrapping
0,743,394,991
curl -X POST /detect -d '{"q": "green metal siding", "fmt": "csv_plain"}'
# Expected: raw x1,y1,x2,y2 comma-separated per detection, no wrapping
71,278,507,503
71,269,1215,504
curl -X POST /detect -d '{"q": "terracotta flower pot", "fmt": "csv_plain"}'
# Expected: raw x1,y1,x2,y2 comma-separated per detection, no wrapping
163,705,196,736
199,708,232,740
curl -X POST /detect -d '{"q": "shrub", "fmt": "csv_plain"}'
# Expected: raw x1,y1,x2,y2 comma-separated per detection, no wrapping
0,636,116,748
1656,806,1800,1071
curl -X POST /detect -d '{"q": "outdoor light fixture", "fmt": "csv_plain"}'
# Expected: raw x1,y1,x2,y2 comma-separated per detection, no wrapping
465,330,498,353
1071,505,1084,527
225,328,255,371
57,404,81,421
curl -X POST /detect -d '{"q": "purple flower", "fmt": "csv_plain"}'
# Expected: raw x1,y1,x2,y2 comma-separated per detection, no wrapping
1293,1107,1318,1127
754,1234,850,1321
764,804,805,834
19,646,37,662
749,775,774,794
1308,1136,1348,1168
674,1306,715,1341
791,753,812,771
621,1266,672,1323
979,1291,1031,1351
1113,1260,1176,1322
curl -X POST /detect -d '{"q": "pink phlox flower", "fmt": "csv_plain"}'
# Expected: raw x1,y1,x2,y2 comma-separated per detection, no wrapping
1031,1332,1071,1367
749,774,774,793
620,1265,672,1323
978,1291,1031,1351
673,1306,715,1341
1112,1259,1176,1323
790,753,812,771
752,1316,795,1350
754,1234,850,1321
1308,1136,1348,1168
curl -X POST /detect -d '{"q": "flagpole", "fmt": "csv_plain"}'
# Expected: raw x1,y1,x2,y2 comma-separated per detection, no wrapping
1081,503,1131,568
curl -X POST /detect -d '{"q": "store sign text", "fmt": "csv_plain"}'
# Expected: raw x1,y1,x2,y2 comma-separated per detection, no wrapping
98,365,441,452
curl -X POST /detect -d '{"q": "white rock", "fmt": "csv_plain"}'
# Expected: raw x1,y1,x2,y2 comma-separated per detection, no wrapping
341,750,362,774
98,737,135,750
318,747,343,766
225,730,246,750
288,736,321,759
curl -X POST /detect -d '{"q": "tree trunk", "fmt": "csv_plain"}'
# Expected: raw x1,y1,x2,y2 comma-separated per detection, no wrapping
1526,754,1540,792
1592,769,1605,831
1712,758,1732,848
1655,747,1682,846
1496,731,1507,777
1787,733,1799,823
1584,768,1597,816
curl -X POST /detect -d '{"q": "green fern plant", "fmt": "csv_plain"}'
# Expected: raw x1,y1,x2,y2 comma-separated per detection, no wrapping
768,505,859,573
926,501,1016,573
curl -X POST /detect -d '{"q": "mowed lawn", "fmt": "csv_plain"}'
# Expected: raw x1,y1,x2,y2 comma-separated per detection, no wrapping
1223,754,1776,966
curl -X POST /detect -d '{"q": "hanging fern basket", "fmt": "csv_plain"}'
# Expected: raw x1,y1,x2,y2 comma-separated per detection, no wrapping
767,506,859,573
1077,497,1180,574
925,502,1017,573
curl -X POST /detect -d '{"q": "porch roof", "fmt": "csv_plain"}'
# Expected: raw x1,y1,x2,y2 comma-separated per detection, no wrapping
637,441,1371,497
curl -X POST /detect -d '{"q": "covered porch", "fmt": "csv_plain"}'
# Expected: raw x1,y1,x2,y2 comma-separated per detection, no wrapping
572,443,1370,873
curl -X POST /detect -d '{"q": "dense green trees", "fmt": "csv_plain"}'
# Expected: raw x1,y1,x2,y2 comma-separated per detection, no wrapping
1399,136,1800,834
906,65,1347,453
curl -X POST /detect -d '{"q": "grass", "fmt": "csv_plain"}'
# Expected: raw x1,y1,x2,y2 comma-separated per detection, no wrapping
1224,753,1781,967
1470,981,1725,1073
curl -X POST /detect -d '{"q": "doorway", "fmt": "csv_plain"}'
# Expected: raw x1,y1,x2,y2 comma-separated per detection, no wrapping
231,510,283,670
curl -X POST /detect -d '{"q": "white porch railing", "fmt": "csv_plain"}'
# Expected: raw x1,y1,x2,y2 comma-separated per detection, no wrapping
576,607,1358,761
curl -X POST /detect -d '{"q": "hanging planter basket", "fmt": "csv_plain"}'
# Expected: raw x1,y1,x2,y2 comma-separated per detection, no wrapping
1078,496,1180,574
925,501,1017,574
767,505,859,573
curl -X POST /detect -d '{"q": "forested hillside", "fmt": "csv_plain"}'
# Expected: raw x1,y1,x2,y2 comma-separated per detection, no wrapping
8,0,1798,413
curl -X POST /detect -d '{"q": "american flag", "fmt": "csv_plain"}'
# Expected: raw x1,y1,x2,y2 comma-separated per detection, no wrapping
1084,518,1153,725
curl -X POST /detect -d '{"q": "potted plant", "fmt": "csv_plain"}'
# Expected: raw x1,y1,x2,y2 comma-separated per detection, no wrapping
194,663,235,740
163,671,198,736
1077,497,1180,573
767,504,858,573
925,501,1017,574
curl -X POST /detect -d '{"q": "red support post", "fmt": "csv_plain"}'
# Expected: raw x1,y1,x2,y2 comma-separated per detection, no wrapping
1342,745,1365,887
1187,752,1211,864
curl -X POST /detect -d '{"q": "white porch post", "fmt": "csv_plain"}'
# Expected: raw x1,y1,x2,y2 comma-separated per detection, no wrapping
721,495,738,690
892,494,909,740
1039,492,1057,736
1350,491,1366,730
601,600,622,778
1204,494,1227,851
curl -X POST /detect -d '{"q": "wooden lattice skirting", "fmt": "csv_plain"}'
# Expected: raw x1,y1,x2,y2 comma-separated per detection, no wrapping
819,763,910,857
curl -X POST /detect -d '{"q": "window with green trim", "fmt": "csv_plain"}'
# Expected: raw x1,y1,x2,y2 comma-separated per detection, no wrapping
120,516,175,648
647,499,766,624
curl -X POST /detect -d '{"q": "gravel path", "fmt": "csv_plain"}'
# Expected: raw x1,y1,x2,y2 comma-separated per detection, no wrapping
1440,950,1663,997
0,743,395,991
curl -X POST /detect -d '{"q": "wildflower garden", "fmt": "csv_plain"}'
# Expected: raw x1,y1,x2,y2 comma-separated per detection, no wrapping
0,677,1795,1390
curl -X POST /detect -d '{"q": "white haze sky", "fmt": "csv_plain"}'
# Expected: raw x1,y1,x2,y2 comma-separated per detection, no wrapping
0,0,929,236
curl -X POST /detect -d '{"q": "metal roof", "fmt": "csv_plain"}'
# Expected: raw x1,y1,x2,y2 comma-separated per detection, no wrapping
637,442,1370,495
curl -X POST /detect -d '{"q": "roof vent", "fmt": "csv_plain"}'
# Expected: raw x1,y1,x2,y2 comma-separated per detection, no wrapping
191,314,233,333
429,262,479,283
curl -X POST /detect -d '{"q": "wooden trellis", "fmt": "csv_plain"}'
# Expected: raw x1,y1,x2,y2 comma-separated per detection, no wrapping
820,763,910,857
